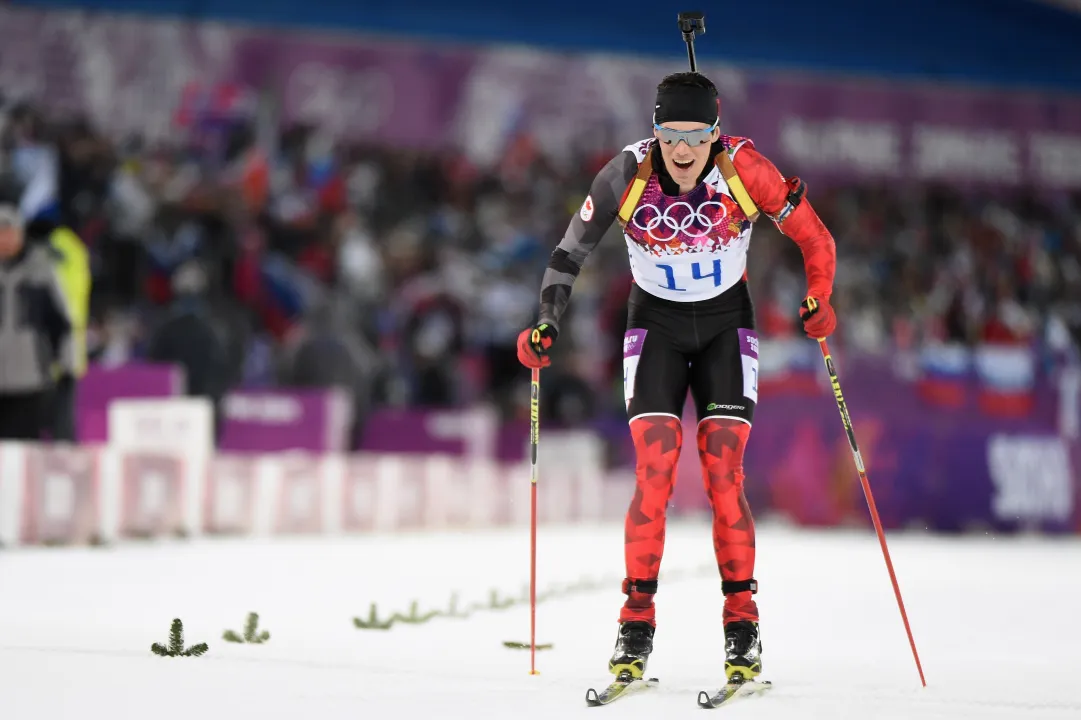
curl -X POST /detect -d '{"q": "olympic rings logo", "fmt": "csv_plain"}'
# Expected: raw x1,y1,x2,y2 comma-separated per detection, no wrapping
631,201,728,242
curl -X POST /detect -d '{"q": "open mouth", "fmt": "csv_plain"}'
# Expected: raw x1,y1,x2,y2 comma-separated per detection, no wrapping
673,159,695,171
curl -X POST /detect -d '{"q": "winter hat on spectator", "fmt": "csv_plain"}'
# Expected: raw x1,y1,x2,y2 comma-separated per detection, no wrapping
0,172,24,228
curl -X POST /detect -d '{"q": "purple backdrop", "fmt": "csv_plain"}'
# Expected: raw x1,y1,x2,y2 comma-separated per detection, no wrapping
2,6,1080,187
76,364,352,452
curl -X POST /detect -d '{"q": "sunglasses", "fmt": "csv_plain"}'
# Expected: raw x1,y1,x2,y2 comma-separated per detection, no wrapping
653,120,718,147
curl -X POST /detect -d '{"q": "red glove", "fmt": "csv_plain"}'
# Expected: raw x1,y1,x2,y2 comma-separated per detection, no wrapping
799,296,836,340
516,323,557,369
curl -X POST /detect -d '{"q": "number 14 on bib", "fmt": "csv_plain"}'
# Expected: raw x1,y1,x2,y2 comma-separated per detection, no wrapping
656,258,723,292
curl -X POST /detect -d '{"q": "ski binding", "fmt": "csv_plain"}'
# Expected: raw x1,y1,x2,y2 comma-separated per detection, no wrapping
697,676,772,709
585,671,659,706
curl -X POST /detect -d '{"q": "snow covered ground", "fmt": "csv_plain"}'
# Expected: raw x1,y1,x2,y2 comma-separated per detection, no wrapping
1,520,1079,719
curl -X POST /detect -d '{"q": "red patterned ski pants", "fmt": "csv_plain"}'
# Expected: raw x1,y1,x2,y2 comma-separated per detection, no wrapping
620,415,758,627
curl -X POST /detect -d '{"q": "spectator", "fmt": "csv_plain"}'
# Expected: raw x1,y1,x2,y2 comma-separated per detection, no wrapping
0,174,75,440
145,261,229,441
278,296,380,442
2,103,60,224
45,222,91,441
0,99,1075,430
397,263,466,407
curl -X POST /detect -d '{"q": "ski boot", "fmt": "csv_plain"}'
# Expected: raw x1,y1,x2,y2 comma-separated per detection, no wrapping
696,621,770,708
608,621,655,680
585,621,659,706
724,620,762,682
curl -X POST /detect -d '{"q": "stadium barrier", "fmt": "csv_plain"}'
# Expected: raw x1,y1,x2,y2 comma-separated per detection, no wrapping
0,440,616,548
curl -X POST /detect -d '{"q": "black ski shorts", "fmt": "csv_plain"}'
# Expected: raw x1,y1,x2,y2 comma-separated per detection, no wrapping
622,281,758,425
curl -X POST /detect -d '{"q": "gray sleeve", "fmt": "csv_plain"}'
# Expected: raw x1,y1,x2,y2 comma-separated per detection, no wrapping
537,150,639,332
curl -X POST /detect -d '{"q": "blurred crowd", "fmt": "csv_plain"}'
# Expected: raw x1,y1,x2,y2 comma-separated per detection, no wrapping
2,93,1079,435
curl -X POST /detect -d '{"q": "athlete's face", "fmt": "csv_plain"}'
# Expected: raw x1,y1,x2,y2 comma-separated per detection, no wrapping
654,121,719,188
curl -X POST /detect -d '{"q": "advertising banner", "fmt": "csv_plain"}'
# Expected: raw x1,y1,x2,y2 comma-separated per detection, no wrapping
76,364,183,442
19,446,102,545
219,388,354,453
3,6,1080,187
70,343,1079,534
665,349,1077,533
75,364,353,453
108,397,214,455
735,74,1081,189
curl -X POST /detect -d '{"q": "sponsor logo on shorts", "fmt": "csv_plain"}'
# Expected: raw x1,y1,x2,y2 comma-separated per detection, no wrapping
706,402,745,411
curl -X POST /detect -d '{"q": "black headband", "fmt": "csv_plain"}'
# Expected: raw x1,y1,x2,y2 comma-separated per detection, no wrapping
654,84,718,126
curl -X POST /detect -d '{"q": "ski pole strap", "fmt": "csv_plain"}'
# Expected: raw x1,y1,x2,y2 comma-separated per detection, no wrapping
722,578,758,595
622,578,659,595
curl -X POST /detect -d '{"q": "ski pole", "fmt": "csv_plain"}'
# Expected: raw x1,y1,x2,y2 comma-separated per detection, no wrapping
528,363,541,675
803,299,926,687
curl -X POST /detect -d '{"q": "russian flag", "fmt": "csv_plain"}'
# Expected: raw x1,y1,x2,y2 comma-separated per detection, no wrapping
974,344,1036,417
757,338,821,396
174,81,252,129
917,342,970,408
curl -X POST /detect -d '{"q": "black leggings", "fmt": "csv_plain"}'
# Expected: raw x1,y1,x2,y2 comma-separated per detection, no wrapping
0,391,46,440
622,281,758,424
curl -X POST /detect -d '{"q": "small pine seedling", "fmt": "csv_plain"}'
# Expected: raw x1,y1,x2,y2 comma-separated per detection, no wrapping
488,588,517,611
391,600,440,625
445,593,471,620
353,603,394,630
151,618,209,657
223,612,270,644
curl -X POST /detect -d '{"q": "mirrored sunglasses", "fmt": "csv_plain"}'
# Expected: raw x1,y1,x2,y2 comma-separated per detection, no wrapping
653,121,718,147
